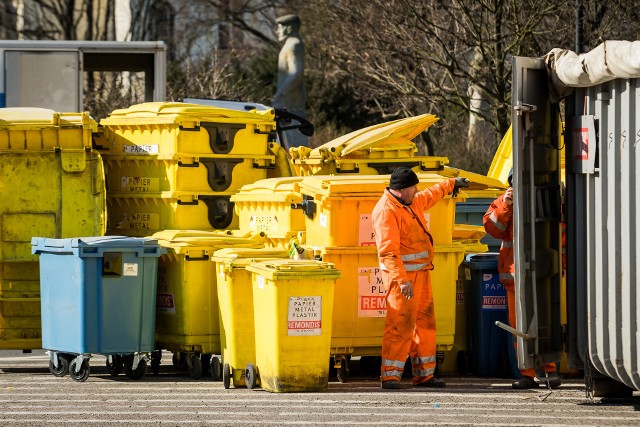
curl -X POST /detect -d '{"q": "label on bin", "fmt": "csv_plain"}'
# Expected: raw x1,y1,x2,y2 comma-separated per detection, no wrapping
287,296,322,336
358,267,387,317
156,293,176,314
116,213,160,232
358,215,376,246
123,263,138,276
249,215,277,233
481,273,506,310
123,144,159,154
121,176,160,192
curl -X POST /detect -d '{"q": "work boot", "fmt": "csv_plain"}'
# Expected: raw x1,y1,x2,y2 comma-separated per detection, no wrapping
381,380,403,390
512,376,539,389
415,377,446,388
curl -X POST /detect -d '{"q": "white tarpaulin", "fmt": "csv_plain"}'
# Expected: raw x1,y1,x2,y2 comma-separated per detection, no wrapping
544,40,640,101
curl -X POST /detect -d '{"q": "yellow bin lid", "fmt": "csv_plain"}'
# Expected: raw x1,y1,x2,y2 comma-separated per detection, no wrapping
151,229,263,253
211,247,289,268
487,125,513,186
453,224,486,240
246,259,341,280
435,166,507,190
298,174,454,198
101,102,275,126
231,177,305,203
295,114,439,159
0,108,96,129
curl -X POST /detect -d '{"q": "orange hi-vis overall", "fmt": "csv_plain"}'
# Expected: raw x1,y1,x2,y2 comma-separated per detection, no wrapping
372,179,455,385
483,191,556,378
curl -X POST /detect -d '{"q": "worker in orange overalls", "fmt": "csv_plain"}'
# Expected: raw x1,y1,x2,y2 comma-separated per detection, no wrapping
483,170,561,389
372,166,468,389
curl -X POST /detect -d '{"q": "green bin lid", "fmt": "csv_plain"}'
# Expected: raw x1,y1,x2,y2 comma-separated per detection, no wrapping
246,259,341,280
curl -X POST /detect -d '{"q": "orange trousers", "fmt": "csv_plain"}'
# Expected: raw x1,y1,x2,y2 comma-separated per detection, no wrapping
380,269,436,385
506,287,556,378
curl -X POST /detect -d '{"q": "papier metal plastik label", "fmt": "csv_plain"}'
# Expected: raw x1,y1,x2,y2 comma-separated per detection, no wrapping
287,296,322,336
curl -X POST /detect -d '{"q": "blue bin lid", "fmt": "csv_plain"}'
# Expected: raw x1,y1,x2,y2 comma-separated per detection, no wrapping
32,236,162,256
463,252,499,269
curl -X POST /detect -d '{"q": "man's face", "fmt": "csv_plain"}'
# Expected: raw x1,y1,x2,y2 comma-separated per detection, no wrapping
276,23,289,41
398,185,418,205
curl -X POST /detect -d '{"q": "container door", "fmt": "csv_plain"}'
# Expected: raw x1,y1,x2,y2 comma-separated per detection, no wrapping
511,57,563,371
5,50,81,111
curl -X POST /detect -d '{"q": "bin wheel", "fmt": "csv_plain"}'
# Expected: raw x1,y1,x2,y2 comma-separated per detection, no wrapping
106,355,124,376
223,363,231,389
245,363,257,390
150,351,162,375
201,354,211,378
172,352,180,369
49,354,69,377
188,353,202,380
172,352,188,371
456,350,467,375
337,361,349,383
209,356,222,381
69,359,90,382
124,356,147,380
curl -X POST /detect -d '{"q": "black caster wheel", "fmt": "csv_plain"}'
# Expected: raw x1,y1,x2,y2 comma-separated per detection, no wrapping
49,354,69,377
223,363,231,389
336,356,350,383
106,355,123,377
124,355,147,380
172,352,188,371
69,359,90,382
201,354,211,377
456,350,467,375
188,353,202,380
209,356,222,381
150,350,162,375
245,363,257,389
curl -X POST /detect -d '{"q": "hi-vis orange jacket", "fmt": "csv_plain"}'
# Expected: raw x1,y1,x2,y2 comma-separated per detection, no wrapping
372,179,456,285
483,192,515,288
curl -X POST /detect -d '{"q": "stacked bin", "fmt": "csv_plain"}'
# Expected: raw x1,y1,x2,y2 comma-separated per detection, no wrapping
0,108,106,350
32,236,164,382
231,177,307,248
296,174,466,381
98,102,277,235
290,114,449,176
245,259,341,392
151,230,264,379
211,247,289,388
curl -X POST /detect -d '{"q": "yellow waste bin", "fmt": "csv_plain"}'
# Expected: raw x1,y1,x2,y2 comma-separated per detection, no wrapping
0,108,105,350
298,174,461,248
246,259,341,392
152,230,263,379
211,247,289,389
231,177,307,248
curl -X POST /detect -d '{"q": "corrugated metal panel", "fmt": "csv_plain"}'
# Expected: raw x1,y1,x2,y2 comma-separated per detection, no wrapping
568,78,640,391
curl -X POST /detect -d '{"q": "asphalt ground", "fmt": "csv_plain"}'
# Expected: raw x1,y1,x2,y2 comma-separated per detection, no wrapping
1,350,639,426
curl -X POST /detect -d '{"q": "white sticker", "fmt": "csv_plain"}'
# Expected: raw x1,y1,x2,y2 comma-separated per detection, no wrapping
358,214,376,246
287,296,322,336
319,213,328,228
156,293,176,314
123,144,159,154
358,267,387,317
123,263,138,276
257,275,265,289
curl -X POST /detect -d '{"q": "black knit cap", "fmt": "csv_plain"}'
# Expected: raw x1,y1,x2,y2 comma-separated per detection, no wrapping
389,166,419,190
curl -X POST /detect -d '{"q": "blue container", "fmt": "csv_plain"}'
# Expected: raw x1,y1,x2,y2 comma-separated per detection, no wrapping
32,236,165,355
455,200,501,252
462,253,519,378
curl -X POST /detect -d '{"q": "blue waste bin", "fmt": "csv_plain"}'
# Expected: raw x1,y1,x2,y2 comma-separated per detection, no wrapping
32,236,165,382
462,253,519,378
